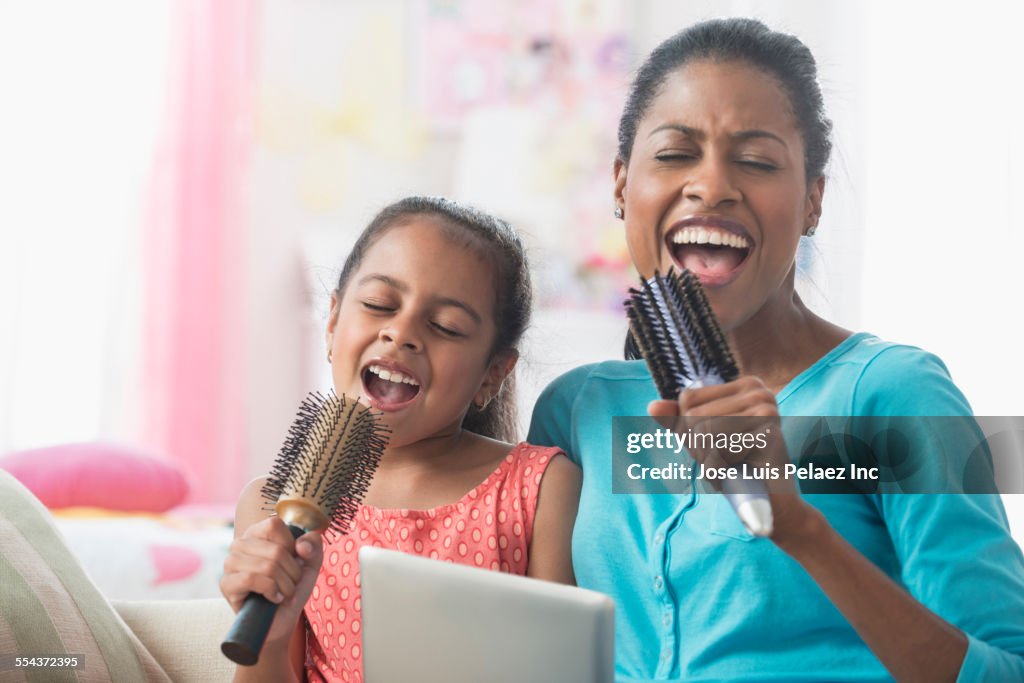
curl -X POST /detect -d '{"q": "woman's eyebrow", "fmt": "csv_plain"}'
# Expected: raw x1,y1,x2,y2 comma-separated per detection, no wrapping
731,129,788,147
648,124,787,148
649,123,702,139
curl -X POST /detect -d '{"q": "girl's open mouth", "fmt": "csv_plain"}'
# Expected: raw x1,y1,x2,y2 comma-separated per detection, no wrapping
361,361,421,411
665,222,752,287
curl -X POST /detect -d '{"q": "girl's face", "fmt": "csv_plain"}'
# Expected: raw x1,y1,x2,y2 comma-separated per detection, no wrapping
614,59,824,332
326,219,512,447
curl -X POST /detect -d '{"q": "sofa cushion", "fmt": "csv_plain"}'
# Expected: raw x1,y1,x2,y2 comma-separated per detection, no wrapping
0,442,189,513
0,469,169,682
113,599,236,683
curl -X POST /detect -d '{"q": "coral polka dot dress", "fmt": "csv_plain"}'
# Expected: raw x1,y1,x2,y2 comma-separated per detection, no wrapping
303,442,562,683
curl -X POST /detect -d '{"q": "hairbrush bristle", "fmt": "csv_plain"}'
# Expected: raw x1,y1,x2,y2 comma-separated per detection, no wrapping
624,268,739,397
261,390,389,538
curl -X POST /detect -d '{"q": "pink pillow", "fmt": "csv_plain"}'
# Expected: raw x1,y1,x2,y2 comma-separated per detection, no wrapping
0,442,189,512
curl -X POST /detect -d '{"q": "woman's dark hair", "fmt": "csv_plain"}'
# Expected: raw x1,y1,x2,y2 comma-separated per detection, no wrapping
334,196,531,442
617,17,833,180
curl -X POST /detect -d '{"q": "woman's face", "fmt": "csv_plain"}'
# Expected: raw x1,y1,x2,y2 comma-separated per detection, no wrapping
615,59,823,332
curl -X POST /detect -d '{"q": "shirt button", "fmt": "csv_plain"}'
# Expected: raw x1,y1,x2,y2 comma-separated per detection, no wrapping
654,533,665,544
653,576,663,591
661,649,671,661
663,613,672,626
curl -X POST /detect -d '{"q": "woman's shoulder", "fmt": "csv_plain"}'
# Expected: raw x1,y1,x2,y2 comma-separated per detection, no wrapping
535,359,653,406
795,332,972,416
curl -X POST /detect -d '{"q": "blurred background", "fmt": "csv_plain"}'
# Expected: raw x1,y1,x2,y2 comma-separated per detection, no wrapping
1,0,1021,548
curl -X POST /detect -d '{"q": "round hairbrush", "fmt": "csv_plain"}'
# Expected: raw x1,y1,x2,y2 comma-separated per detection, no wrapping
221,390,388,665
625,268,772,537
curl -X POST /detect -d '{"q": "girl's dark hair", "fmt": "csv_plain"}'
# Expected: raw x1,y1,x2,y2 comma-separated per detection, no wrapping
617,17,833,180
335,196,531,443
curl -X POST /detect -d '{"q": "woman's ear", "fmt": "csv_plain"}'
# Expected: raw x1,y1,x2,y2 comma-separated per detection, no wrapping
325,291,340,361
613,157,628,219
475,350,519,408
805,176,825,230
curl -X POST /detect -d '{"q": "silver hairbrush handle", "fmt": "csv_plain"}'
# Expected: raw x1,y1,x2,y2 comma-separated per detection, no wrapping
687,378,774,538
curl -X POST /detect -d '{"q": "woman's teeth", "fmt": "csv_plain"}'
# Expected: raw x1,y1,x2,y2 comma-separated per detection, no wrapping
367,364,419,386
671,227,750,249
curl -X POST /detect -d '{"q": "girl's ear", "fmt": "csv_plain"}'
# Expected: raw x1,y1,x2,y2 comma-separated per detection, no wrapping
475,350,518,408
326,291,340,359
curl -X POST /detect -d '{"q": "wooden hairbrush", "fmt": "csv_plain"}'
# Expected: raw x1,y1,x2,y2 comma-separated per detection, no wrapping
221,390,388,665
625,268,773,537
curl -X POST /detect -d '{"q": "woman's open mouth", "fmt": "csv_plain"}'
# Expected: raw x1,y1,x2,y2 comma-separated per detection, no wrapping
361,361,421,411
665,219,752,287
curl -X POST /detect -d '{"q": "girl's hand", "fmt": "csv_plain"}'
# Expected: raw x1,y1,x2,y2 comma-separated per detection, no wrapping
220,516,324,645
648,376,820,545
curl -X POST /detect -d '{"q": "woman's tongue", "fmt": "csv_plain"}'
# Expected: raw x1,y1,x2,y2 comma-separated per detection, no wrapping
676,245,744,279
366,373,417,405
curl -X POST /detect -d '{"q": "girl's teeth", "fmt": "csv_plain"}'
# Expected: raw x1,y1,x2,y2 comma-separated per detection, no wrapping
369,365,419,386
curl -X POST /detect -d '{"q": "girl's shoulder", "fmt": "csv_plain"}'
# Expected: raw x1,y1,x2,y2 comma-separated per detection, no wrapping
473,442,570,521
492,442,566,491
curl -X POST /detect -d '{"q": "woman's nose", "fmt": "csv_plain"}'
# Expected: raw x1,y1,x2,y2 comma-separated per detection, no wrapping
684,157,741,207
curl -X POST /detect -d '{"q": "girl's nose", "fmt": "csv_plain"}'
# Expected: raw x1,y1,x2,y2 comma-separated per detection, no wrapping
379,322,422,352
683,158,741,208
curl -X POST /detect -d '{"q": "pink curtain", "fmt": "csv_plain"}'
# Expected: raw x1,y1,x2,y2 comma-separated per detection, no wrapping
144,0,257,504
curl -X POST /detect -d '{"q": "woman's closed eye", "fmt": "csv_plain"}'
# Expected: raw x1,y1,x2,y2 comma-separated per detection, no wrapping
737,158,779,172
655,151,698,163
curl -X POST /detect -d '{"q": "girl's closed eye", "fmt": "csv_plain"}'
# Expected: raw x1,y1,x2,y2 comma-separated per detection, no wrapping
431,320,464,337
361,300,394,312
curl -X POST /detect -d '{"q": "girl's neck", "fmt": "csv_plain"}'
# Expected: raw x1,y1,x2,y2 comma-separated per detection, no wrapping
726,285,850,394
377,428,466,471
375,427,503,473
361,428,512,510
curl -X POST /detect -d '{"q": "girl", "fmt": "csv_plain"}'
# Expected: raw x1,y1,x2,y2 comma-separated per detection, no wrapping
529,18,1024,683
221,196,581,683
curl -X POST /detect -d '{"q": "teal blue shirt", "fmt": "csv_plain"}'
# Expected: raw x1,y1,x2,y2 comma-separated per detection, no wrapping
528,333,1024,682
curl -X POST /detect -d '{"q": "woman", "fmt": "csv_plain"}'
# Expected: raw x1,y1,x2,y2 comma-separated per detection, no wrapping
528,18,1024,682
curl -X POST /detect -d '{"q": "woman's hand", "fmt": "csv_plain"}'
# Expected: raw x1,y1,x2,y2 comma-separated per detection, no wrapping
648,375,821,546
220,516,324,645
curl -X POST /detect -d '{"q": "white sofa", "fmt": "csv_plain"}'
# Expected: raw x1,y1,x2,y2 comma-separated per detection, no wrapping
113,599,237,683
0,468,241,682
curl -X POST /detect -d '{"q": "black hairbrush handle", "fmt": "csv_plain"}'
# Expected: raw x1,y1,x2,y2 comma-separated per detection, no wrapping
221,523,305,666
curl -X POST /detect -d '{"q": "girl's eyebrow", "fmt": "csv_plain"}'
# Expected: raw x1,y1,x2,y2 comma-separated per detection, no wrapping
648,123,788,148
357,273,482,324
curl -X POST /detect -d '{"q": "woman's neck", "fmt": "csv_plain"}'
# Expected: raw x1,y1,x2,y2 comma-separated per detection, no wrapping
726,288,850,394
